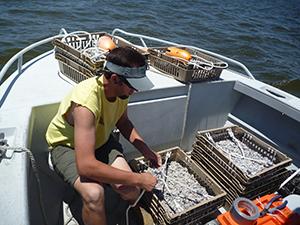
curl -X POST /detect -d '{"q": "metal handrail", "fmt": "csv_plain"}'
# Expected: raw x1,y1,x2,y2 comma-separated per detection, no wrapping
112,28,255,79
0,29,67,83
1,27,255,83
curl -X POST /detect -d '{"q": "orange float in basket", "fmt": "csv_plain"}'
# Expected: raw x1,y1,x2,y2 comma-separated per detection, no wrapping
217,194,300,225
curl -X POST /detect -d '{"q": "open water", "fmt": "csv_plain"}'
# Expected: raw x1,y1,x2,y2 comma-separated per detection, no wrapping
0,0,299,97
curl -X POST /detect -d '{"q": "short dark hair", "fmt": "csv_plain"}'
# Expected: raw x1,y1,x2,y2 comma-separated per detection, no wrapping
103,47,146,79
106,46,146,68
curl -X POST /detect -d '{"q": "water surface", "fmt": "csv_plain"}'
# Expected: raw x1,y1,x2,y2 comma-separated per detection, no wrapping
0,0,299,96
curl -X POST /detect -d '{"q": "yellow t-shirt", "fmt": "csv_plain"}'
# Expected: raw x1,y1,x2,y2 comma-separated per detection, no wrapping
46,76,128,149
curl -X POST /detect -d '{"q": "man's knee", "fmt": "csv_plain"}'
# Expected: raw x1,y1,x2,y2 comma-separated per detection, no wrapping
82,185,105,212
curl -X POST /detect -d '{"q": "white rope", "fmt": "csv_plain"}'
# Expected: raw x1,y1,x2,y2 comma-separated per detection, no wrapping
159,173,185,212
170,45,228,70
161,151,171,191
160,152,184,212
205,130,270,165
125,189,145,225
82,47,107,62
171,55,214,70
159,169,210,198
227,128,245,157
64,204,77,225
190,55,214,70
279,168,300,189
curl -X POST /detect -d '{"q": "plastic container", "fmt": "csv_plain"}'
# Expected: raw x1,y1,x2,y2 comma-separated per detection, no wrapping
148,47,227,83
53,32,147,83
192,146,291,207
195,125,292,183
130,147,226,225
55,52,96,83
192,141,291,193
53,32,108,70
191,125,292,207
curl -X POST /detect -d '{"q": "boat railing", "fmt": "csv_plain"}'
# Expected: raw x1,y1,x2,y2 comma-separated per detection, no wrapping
0,28,255,83
0,29,68,83
112,28,255,79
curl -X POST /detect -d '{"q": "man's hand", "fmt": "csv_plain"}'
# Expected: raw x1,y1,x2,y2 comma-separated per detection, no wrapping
144,150,162,168
139,172,157,191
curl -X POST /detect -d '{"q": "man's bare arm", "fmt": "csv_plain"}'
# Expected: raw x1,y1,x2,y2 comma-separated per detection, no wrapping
116,109,162,167
73,105,156,191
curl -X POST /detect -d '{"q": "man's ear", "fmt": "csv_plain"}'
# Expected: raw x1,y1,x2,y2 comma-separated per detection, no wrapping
111,74,122,85
111,74,119,84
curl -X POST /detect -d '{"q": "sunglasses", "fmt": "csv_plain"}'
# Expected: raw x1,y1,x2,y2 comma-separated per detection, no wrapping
118,75,137,91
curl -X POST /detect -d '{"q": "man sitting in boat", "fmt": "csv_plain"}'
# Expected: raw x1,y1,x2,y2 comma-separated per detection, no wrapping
46,46,161,225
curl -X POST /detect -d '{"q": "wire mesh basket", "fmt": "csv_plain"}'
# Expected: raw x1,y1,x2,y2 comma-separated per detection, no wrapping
192,142,290,193
191,125,292,207
148,47,228,83
53,31,148,83
130,147,226,225
194,125,292,182
55,53,96,83
192,145,291,202
53,32,108,70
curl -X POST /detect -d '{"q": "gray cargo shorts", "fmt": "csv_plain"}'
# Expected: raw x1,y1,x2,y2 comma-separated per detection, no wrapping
50,135,124,186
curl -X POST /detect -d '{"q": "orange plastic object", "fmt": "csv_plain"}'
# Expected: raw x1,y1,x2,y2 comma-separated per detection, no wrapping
217,194,300,225
165,47,192,61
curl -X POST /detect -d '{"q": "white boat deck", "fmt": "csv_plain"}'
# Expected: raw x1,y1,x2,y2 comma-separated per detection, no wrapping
1,44,300,225
2,50,300,148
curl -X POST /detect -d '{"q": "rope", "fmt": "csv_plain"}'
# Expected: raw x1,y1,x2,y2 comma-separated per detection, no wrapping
158,173,185,212
0,146,50,225
227,128,245,157
205,130,271,165
125,189,145,225
148,154,211,214
279,168,300,189
160,170,211,198
82,47,106,62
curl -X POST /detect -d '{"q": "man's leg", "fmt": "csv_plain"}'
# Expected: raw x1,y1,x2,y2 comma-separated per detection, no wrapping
95,135,141,203
74,178,106,225
110,156,141,203
51,146,107,225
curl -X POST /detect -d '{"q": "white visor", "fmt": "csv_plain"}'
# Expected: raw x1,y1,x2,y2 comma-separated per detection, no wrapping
126,75,154,91
105,61,154,91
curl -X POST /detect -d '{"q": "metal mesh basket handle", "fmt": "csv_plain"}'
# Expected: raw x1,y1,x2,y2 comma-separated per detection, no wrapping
61,31,92,51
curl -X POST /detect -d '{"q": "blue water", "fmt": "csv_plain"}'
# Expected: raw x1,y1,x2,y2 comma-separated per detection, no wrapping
1,0,299,96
